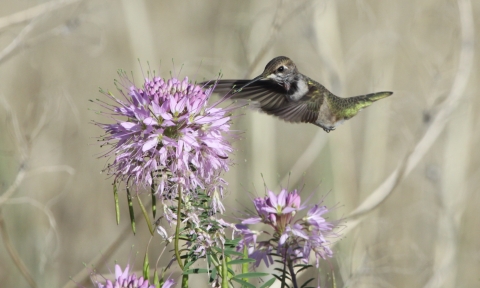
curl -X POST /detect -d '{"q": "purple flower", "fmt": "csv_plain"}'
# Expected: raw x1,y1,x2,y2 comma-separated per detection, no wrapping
95,72,235,199
242,189,304,235
161,278,176,288
92,264,175,288
304,205,334,232
93,264,153,288
249,242,274,267
237,188,339,267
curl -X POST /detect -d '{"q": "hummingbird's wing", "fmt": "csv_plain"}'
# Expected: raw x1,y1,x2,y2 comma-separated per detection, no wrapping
263,97,322,124
203,79,289,110
204,79,323,124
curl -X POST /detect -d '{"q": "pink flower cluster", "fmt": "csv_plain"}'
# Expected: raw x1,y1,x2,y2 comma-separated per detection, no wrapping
93,264,174,288
238,189,337,267
96,73,234,198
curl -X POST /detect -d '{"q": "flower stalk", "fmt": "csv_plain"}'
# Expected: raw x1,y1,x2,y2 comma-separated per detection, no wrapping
287,259,298,288
175,186,184,271
221,252,228,288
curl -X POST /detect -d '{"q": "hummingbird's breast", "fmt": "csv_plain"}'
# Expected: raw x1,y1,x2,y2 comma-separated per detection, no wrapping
315,96,345,130
287,78,308,101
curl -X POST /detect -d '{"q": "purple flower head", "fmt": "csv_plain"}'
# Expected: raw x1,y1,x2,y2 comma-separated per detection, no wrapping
304,205,334,232
92,264,175,288
251,188,304,234
93,264,154,288
249,242,274,267
161,278,176,288
238,187,339,267
95,71,235,199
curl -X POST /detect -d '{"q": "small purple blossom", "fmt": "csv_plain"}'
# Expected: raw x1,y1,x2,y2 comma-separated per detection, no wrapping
95,71,235,199
93,264,161,288
242,189,304,235
161,278,176,288
249,242,274,267
92,264,175,288
237,188,338,267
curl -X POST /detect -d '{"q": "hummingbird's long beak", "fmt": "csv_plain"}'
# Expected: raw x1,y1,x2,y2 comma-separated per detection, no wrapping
233,75,265,93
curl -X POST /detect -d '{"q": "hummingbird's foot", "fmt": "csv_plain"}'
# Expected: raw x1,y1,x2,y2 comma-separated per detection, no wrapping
314,122,336,133
322,126,335,133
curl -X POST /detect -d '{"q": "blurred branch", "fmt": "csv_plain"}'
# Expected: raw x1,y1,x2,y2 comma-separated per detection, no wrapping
0,17,81,65
276,130,328,190
0,88,75,286
67,226,134,288
0,210,38,288
424,0,475,286
0,0,85,65
340,0,475,238
0,0,82,31
0,16,37,73
65,202,153,288
0,140,73,287
0,166,26,206
243,1,315,77
5,196,61,256
243,0,284,78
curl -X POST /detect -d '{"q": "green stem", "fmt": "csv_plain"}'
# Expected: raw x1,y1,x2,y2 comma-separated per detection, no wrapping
150,175,156,218
181,276,188,288
174,186,184,270
113,182,120,225
126,186,136,234
221,253,228,288
281,255,287,288
242,244,248,283
181,257,189,287
287,259,298,288
137,196,154,235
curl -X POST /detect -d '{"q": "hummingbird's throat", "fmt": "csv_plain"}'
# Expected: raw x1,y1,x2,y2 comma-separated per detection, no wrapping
282,81,291,91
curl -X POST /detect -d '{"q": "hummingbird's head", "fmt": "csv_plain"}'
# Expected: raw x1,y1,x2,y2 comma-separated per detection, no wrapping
235,56,298,93
261,56,298,91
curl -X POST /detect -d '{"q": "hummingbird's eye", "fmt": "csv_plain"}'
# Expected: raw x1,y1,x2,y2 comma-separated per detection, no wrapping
277,66,285,73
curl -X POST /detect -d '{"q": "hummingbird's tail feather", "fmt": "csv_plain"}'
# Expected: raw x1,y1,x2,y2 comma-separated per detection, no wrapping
335,91,393,119
363,91,393,102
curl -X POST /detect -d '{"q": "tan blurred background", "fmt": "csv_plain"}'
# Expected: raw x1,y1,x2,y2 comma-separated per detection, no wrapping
0,0,478,287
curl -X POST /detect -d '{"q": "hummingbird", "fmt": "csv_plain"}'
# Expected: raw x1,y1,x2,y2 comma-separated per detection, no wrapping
203,56,393,132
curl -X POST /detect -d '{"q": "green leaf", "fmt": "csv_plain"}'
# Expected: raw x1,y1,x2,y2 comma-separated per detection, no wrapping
150,177,156,218
126,187,135,234
143,253,149,280
222,249,243,257
295,264,313,274
300,278,314,288
224,238,242,246
153,270,160,288
233,272,269,279
221,252,228,288
272,274,283,282
259,277,276,288
209,252,220,265
272,269,291,281
207,254,213,266
227,267,235,276
210,265,217,283
183,260,195,272
227,259,256,265
242,245,249,276
183,268,210,274
273,274,290,288
138,196,154,235
113,182,120,225
231,278,256,288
